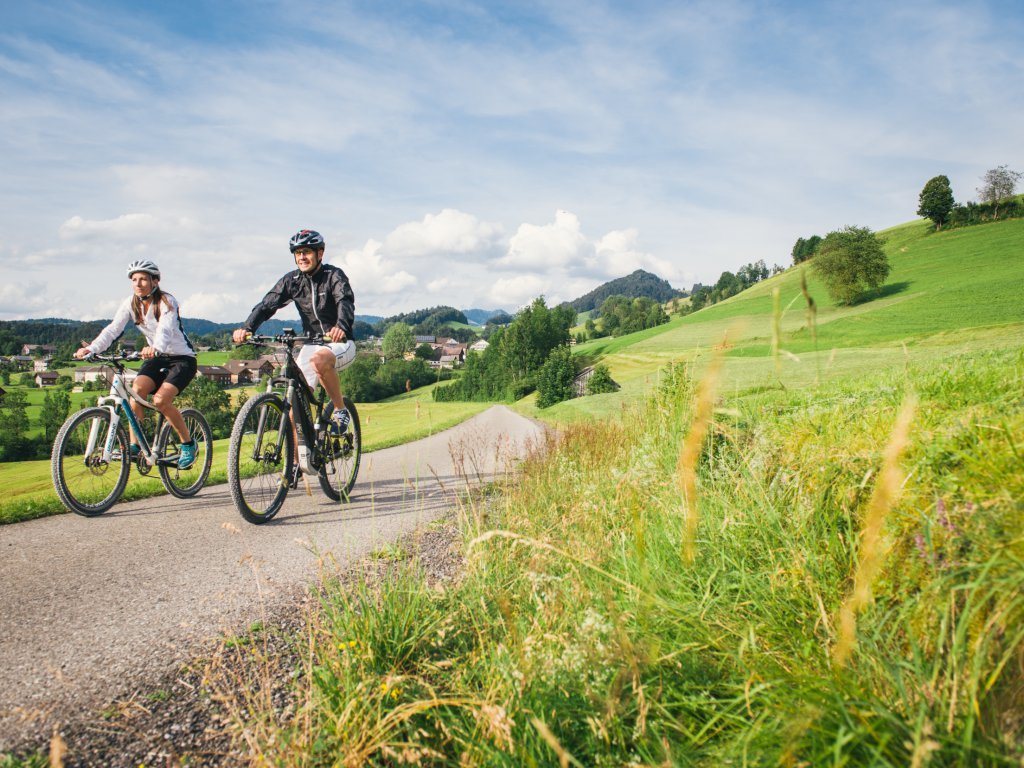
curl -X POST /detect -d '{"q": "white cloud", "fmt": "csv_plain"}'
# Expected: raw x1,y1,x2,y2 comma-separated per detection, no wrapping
179,292,245,323
489,274,549,309
595,228,683,282
500,210,594,271
383,209,504,259
0,281,50,318
59,213,198,242
335,240,418,302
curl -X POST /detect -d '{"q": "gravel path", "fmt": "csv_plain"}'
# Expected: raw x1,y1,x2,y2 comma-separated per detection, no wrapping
0,405,545,758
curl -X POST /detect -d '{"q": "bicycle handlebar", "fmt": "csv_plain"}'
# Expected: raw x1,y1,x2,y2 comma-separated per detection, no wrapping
83,350,142,363
239,330,330,346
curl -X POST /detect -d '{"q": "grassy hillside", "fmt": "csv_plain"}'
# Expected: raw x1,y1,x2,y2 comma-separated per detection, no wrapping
525,217,1024,424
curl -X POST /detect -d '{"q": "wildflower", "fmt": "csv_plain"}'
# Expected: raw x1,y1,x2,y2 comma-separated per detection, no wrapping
936,498,957,533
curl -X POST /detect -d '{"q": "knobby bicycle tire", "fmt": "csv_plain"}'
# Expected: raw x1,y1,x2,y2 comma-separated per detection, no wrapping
227,393,293,524
158,408,214,498
317,397,361,502
51,406,131,517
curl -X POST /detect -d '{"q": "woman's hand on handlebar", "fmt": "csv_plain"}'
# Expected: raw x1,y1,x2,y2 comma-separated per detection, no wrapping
232,328,251,345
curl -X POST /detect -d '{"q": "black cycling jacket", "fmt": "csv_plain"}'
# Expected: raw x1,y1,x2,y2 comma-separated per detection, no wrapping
242,263,355,339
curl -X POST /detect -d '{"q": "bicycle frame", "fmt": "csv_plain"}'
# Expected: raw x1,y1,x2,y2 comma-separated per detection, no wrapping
250,334,330,475
86,359,167,467
270,344,325,466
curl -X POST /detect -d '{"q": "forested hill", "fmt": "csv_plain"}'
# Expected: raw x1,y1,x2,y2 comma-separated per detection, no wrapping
567,269,684,312
0,316,382,352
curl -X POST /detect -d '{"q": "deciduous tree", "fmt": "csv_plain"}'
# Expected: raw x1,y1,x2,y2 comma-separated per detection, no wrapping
40,388,71,444
917,175,955,230
812,226,890,305
382,323,415,361
978,165,1022,216
536,345,576,408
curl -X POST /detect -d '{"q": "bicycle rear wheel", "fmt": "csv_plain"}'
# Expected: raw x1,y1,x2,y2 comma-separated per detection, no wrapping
158,408,213,498
317,397,361,501
228,393,293,524
51,407,131,516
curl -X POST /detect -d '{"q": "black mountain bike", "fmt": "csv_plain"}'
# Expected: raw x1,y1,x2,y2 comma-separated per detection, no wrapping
226,330,361,524
51,351,214,516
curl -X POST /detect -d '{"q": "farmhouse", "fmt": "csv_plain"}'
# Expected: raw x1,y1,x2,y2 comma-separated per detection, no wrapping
222,359,274,385
196,365,232,385
34,371,59,387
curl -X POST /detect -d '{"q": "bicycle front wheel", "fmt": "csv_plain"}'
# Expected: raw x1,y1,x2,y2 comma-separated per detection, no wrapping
317,397,361,501
158,408,213,498
51,406,131,516
227,393,293,524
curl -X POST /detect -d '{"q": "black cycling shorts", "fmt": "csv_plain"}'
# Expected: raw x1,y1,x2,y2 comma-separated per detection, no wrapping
137,355,198,393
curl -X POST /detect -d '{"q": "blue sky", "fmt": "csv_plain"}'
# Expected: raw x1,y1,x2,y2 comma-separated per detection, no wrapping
1,0,1021,324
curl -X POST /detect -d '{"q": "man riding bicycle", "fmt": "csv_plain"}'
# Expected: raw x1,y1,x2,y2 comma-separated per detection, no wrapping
232,229,356,432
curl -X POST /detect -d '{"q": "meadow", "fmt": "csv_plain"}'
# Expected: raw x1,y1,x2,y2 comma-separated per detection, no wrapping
203,217,1023,765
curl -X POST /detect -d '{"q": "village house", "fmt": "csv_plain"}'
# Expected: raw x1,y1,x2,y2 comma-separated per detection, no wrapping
33,358,52,373
196,365,232,385
9,355,34,370
73,365,138,387
222,359,275,385
22,344,57,357
34,371,59,387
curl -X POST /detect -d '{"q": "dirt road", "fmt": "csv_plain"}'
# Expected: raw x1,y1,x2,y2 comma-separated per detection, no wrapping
0,405,544,751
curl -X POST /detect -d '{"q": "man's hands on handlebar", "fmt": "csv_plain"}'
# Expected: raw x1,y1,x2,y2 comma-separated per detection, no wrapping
232,327,347,345
323,326,347,343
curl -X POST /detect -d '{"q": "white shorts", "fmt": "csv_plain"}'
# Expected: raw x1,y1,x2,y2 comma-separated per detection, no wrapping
295,340,356,389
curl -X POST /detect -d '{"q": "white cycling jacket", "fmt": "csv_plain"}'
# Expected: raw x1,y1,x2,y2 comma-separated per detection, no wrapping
87,293,196,357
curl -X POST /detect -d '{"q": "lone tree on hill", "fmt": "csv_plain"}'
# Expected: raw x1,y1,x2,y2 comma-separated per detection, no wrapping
917,175,955,230
382,322,415,361
978,165,1022,216
812,226,890,305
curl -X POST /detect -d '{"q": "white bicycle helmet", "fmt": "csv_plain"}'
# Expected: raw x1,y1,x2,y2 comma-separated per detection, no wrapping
126,259,161,279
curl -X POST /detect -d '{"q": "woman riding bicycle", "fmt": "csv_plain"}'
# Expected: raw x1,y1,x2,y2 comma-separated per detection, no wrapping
74,260,199,469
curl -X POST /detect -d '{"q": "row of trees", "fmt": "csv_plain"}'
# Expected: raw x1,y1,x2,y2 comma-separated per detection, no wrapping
433,298,576,402
581,295,669,339
917,165,1021,230
685,259,781,312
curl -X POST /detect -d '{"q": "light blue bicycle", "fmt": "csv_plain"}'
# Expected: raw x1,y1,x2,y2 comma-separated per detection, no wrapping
51,350,213,516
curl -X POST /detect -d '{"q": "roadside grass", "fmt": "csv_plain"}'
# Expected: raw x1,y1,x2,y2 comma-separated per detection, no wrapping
221,343,1024,765
0,396,489,524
